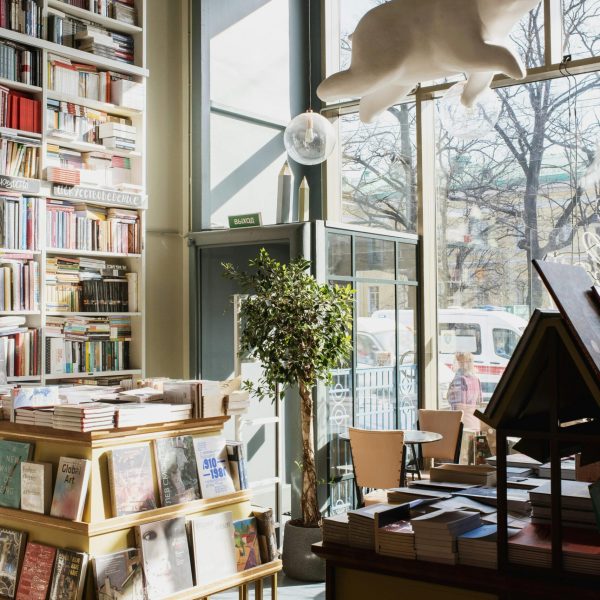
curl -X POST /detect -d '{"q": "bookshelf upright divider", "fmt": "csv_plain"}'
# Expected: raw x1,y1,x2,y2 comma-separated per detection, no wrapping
0,0,148,383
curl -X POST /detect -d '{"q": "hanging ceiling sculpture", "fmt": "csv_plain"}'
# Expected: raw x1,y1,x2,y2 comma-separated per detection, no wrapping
317,0,541,123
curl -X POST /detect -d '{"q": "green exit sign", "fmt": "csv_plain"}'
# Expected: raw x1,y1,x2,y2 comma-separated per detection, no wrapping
228,213,262,228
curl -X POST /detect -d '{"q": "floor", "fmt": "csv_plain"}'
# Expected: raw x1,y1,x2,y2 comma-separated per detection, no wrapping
212,574,325,600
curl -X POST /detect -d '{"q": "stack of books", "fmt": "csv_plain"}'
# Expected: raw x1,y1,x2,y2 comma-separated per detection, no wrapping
387,487,451,504
411,510,482,564
111,32,134,65
46,99,108,144
453,486,531,514
109,0,136,25
486,454,542,471
115,403,192,428
0,40,41,86
458,524,520,569
0,196,38,250
537,457,576,480
53,402,116,431
98,122,136,151
0,256,39,311
376,520,415,559
322,513,349,546
430,464,497,486
529,480,596,529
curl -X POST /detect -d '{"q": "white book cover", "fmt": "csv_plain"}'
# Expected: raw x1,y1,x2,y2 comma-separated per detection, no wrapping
192,436,235,498
20,461,53,514
190,511,237,585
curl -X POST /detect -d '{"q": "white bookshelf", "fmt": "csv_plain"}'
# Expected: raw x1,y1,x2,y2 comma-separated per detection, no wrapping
0,0,147,385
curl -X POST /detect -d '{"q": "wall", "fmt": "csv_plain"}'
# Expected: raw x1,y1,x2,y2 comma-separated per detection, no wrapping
144,0,190,377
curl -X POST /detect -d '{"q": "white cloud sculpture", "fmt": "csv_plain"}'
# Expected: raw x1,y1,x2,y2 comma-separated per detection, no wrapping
317,0,541,123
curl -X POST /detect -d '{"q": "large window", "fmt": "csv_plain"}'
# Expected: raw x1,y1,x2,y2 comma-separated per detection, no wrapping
325,0,600,412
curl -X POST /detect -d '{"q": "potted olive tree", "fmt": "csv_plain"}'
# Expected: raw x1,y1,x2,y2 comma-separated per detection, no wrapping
223,248,353,581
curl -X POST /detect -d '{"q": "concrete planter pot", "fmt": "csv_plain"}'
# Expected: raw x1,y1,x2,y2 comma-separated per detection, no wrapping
281,520,325,582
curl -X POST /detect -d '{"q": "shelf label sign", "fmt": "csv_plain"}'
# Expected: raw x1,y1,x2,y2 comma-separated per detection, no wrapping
0,176,41,194
228,213,262,228
52,185,147,209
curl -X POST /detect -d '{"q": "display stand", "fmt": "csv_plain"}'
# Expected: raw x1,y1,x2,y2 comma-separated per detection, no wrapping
0,417,281,599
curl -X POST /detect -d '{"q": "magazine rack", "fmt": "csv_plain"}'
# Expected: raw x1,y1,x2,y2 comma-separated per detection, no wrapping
0,417,281,599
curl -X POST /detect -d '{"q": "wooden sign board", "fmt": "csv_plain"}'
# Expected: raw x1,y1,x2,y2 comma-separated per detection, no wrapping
0,175,41,194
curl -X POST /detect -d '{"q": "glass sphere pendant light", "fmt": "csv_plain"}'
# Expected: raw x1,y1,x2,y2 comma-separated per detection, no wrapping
284,0,336,165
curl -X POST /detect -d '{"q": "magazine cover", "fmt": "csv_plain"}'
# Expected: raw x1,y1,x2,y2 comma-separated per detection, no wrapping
0,528,26,599
108,444,157,516
192,435,235,498
92,549,145,600
136,517,193,599
154,436,200,506
233,517,262,571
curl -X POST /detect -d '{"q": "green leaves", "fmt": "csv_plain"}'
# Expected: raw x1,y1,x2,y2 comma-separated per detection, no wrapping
223,248,354,400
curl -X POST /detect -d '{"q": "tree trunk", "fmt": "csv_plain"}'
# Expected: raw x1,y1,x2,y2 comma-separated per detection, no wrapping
299,380,321,527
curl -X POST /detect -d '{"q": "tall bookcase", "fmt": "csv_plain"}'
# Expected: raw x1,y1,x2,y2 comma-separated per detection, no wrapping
0,0,148,384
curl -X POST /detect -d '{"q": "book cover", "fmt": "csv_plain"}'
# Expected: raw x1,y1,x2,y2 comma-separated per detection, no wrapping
154,436,200,506
107,444,157,516
20,462,52,514
226,441,248,491
0,440,34,508
135,517,193,599
49,457,91,521
233,517,262,572
48,548,88,600
192,435,235,498
252,507,278,562
15,542,56,600
189,511,237,586
0,528,27,599
92,548,145,600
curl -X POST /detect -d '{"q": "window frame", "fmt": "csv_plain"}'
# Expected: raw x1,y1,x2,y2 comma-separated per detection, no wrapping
320,0,600,409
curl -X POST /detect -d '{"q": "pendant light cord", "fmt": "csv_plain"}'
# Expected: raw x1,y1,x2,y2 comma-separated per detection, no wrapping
308,0,312,110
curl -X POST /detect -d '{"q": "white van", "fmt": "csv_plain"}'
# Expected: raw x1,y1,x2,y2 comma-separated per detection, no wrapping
371,308,528,403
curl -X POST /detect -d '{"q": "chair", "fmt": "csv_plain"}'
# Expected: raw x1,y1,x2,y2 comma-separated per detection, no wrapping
348,428,405,506
418,409,464,466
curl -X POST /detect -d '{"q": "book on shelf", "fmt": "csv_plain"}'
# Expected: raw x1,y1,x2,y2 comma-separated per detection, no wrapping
154,435,201,506
457,524,520,569
49,456,91,521
0,439,33,508
107,443,157,516
0,326,40,378
135,517,194,600
233,517,262,572
0,0,42,38
252,507,278,562
0,40,42,87
20,461,52,514
192,435,236,499
48,548,88,600
188,511,238,586
0,195,38,250
15,542,56,600
0,87,41,134
0,527,27,599
429,463,497,486
0,256,39,311
92,548,145,600
227,440,249,491
0,135,40,179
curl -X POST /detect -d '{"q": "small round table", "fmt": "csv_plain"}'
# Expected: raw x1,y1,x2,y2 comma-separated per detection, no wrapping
338,429,443,486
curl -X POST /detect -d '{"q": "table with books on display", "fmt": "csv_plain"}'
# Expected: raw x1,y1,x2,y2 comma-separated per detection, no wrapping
0,377,279,600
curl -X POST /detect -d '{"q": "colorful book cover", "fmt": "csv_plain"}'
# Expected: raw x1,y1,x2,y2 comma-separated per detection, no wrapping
108,444,157,516
233,517,262,571
0,440,34,509
189,511,237,585
15,542,56,600
135,517,193,599
154,435,200,506
49,457,91,521
92,548,145,600
48,548,89,600
0,528,27,599
192,435,235,498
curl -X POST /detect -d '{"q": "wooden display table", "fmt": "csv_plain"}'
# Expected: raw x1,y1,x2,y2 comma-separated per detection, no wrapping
0,418,281,599
312,542,600,600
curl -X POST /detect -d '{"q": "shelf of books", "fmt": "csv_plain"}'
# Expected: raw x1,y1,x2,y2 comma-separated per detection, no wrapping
0,0,148,385
0,416,282,599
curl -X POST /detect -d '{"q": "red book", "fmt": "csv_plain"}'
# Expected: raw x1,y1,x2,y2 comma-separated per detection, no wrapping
15,542,57,600
9,94,18,130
